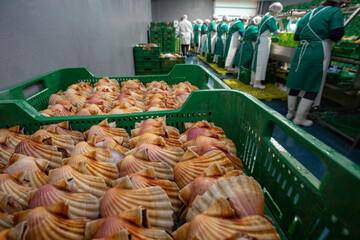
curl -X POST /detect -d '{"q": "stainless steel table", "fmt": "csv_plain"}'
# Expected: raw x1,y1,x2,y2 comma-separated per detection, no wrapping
270,43,296,63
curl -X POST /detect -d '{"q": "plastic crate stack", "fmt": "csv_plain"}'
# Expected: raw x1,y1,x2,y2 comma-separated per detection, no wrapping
162,22,176,52
327,61,357,88
150,22,163,49
160,55,185,74
133,43,161,75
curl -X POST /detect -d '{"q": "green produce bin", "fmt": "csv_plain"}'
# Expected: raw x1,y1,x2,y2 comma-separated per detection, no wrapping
0,65,229,118
0,88,358,240
133,43,161,58
217,56,225,68
134,58,161,69
238,66,252,84
325,115,360,139
150,22,162,28
207,53,214,62
161,67,173,74
135,68,161,75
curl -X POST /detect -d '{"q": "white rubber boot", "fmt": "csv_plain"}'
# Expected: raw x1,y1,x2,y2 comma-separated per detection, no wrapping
293,98,314,126
253,80,265,89
286,95,297,119
250,72,255,85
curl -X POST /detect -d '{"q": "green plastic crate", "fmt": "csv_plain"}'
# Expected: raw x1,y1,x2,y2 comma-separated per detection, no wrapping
0,89,358,240
150,22,162,28
135,69,161,75
207,53,214,62
0,65,229,114
239,66,252,84
217,56,225,68
134,58,161,69
325,115,360,139
163,32,175,38
133,43,161,58
150,32,162,38
150,37,162,44
161,58,178,68
161,67,173,74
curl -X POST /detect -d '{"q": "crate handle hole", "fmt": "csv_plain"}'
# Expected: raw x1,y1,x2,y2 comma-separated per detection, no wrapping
23,80,45,99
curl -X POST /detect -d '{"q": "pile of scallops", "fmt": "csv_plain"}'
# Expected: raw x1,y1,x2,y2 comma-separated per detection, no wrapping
0,117,280,240
41,78,198,117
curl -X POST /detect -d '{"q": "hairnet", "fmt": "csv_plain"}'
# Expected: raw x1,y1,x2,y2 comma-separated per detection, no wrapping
213,14,219,19
192,20,196,24
251,16,262,25
240,15,250,20
204,19,210,24
197,19,202,24
181,15,188,20
222,15,229,21
269,2,283,13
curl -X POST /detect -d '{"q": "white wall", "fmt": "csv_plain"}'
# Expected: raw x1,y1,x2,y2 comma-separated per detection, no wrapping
151,0,213,22
0,0,152,91
215,0,258,18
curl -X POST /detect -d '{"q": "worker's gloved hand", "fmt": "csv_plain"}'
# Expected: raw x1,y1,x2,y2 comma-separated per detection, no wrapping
273,30,281,36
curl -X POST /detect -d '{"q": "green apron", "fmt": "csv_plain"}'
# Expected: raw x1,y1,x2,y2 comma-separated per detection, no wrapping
194,23,200,44
237,25,259,69
215,22,229,56
224,19,243,57
201,24,208,51
286,6,344,105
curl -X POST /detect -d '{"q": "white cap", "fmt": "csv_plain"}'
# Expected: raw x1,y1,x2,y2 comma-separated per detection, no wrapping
240,15,250,20
192,20,196,24
182,15,188,20
204,19,210,24
222,15,229,21
251,16,262,25
196,19,202,24
269,2,283,13
213,14,219,19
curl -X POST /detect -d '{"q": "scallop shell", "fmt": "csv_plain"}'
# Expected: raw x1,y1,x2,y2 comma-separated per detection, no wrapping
180,127,223,143
41,122,84,144
174,198,279,240
0,126,30,148
0,173,35,211
189,145,243,170
28,184,99,219
131,125,167,138
0,212,13,231
14,201,89,240
32,129,75,156
0,144,13,169
134,117,166,129
92,135,128,156
185,136,237,156
125,168,181,215
186,175,264,222
67,93,87,108
174,150,235,188
117,152,174,180
48,104,74,116
84,119,129,147
77,108,92,115
14,137,63,169
0,221,26,240
179,165,243,207
49,165,108,198
72,141,123,164
129,133,182,149
63,153,119,185
85,207,172,240
100,176,174,231
128,143,184,168
3,154,49,188
49,93,67,105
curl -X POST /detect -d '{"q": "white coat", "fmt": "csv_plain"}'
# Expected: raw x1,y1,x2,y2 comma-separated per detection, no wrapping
178,19,193,45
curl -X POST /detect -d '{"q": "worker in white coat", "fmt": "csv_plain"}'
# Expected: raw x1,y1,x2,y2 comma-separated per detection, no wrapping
178,14,193,58
251,2,283,89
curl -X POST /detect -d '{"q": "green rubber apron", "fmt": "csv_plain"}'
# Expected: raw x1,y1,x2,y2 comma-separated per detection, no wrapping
293,6,331,106
201,33,208,54
236,26,253,80
252,16,273,81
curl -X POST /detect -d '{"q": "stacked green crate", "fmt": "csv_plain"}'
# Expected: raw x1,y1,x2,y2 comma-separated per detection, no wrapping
162,22,176,52
160,55,185,74
133,44,161,75
150,22,163,47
